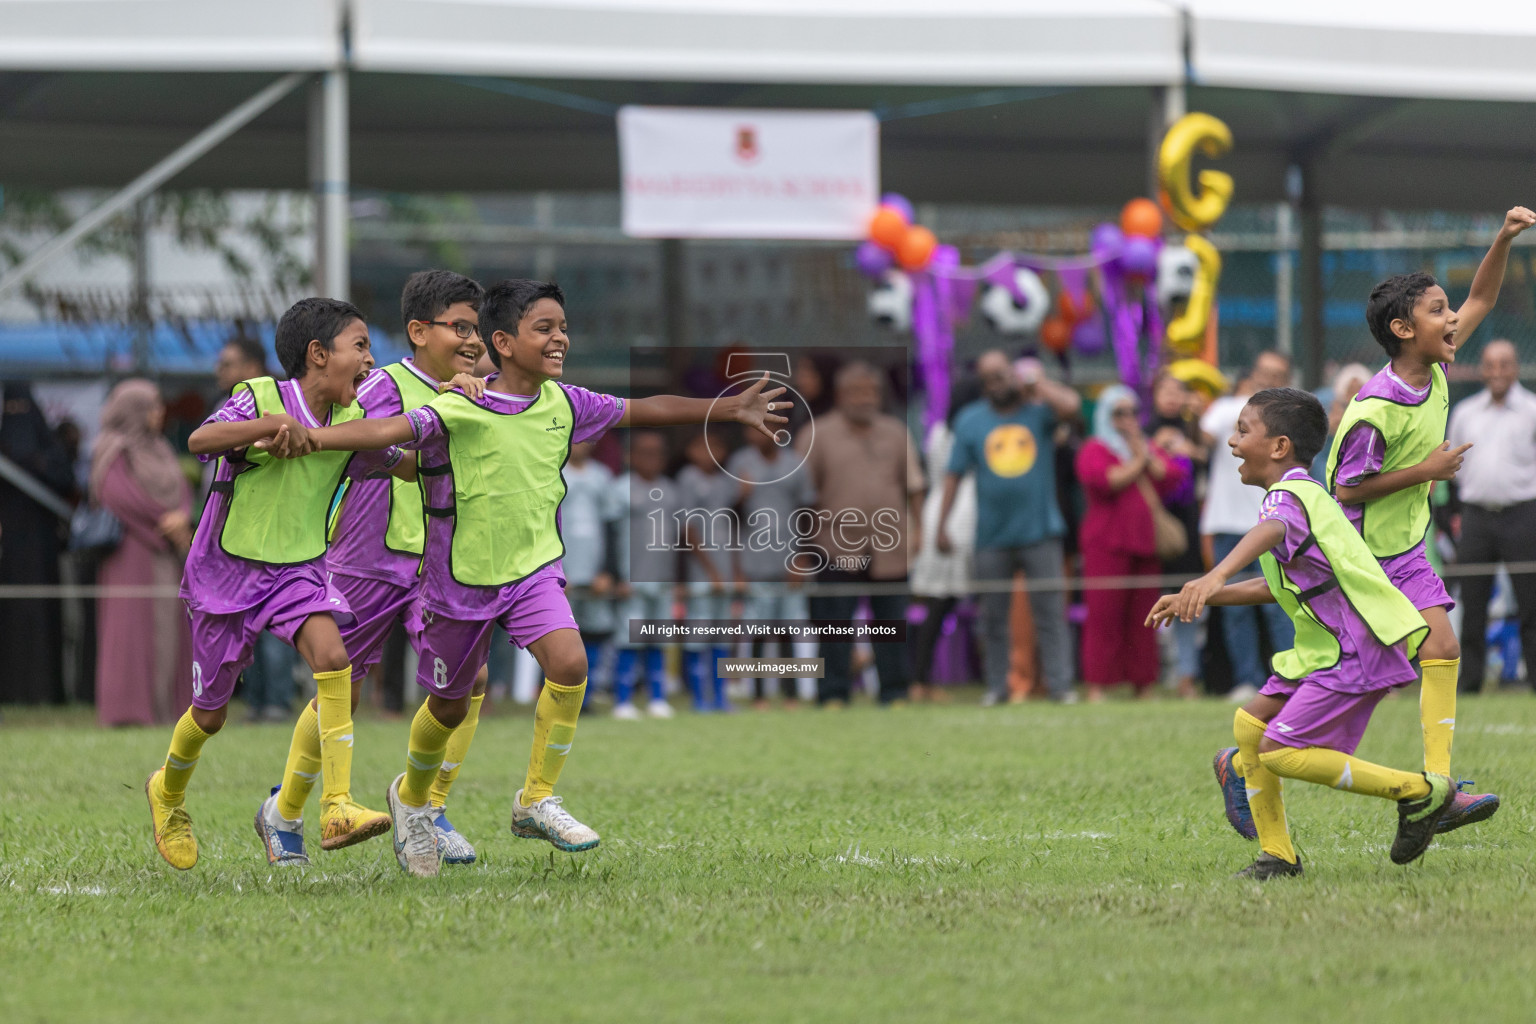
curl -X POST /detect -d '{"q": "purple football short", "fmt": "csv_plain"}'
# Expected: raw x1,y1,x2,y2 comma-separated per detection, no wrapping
333,572,423,683
1259,675,1299,701
186,570,352,711
413,573,578,699
1263,680,1387,755
1381,543,1453,612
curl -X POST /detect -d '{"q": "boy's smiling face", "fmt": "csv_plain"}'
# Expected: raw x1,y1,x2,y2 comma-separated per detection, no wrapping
492,298,568,384
1228,403,1288,487
412,300,484,381
314,316,374,407
1394,284,1459,364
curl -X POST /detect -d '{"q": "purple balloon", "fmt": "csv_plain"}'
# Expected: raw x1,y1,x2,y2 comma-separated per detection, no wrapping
855,240,894,278
930,243,961,270
881,193,915,222
1090,222,1124,263
1120,235,1159,277
1071,315,1107,355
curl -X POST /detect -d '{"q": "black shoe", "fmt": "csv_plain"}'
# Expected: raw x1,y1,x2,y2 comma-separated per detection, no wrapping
1390,773,1455,865
1234,853,1304,880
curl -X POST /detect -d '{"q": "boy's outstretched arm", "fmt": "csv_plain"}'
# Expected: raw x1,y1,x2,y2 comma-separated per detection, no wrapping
255,415,414,456
1334,440,1471,505
619,374,790,442
189,412,307,457
1167,519,1284,623
1147,577,1272,628
1455,206,1536,348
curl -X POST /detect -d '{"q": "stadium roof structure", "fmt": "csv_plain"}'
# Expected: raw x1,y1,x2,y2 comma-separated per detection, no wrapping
5,0,1536,378
2,0,1534,204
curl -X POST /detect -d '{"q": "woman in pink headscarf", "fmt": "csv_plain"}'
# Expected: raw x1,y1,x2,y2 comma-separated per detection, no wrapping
92,379,194,726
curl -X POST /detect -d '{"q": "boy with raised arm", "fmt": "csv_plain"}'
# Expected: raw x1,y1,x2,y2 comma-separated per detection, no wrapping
259,279,788,876
1150,388,1456,879
1323,207,1534,831
145,298,403,870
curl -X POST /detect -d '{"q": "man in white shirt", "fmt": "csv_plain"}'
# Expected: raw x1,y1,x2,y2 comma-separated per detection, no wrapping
1447,339,1536,693
1198,350,1296,698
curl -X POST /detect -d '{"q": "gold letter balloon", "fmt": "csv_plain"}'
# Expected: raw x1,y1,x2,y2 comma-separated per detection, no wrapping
1157,112,1233,357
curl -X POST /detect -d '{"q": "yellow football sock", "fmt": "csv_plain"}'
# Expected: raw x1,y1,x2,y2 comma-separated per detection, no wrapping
315,665,356,808
400,702,455,807
1234,709,1295,864
429,693,483,808
1420,659,1459,776
275,700,322,820
522,678,586,804
1259,746,1430,801
160,709,210,803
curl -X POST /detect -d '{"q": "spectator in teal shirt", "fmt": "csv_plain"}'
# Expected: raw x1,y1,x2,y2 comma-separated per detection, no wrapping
937,351,1081,704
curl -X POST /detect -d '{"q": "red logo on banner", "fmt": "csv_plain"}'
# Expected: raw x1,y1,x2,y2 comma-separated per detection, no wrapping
734,125,760,164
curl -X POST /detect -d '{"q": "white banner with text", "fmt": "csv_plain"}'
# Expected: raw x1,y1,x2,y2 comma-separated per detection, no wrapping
619,106,878,239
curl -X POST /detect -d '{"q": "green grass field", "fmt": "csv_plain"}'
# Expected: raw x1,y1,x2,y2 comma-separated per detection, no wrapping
3,691,1534,1023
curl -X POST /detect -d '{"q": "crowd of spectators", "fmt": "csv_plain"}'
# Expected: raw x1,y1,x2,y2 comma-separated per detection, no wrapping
1,333,1533,721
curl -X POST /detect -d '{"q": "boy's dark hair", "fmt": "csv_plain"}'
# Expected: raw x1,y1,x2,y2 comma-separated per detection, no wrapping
1246,387,1328,466
480,279,565,368
274,297,366,379
1365,272,1438,357
400,270,485,345
223,335,269,374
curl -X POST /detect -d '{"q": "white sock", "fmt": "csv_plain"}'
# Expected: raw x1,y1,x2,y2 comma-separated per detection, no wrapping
266,796,301,828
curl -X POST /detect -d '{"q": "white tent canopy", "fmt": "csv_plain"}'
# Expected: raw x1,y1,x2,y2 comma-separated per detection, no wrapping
3,1,1536,102
350,0,1182,85
1187,0,1536,102
0,0,343,71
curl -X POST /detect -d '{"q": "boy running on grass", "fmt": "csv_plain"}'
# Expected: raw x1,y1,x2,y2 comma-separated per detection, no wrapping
255,270,490,866
1321,207,1535,831
146,298,406,870
1149,388,1456,879
255,279,789,877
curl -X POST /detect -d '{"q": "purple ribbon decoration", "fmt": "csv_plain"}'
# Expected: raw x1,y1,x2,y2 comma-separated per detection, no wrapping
878,241,1174,434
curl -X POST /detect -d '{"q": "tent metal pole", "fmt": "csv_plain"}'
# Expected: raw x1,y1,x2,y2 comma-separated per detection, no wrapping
1274,201,1294,358
1297,164,1326,389
311,68,350,301
1147,83,1186,199
0,71,308,302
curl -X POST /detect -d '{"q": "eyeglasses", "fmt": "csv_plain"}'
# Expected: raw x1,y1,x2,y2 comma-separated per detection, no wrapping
416,320,481,340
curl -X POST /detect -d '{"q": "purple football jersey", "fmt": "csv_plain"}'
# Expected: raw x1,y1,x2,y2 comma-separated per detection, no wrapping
1260,468,1419,695
183,377,397,615
402,381,624,619
1331,363,1449,605
325,360,441,587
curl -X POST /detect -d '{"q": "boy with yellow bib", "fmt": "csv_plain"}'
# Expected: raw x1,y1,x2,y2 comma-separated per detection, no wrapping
257,280,789,876
1151,389,1455,878
146,298,407,870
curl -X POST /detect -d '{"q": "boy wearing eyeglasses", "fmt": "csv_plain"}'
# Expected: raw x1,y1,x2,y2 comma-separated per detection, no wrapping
253,278,789,877
257,270,491,866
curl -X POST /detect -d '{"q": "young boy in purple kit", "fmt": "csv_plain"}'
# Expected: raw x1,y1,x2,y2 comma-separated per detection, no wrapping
1323,205,1535,832
145,298,405,870
1150,388,1456,880
254,279,790,877
255,270,490,866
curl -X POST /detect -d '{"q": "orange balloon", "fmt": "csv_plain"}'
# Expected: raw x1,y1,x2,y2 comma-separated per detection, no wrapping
897,225,938,271
1040,317,1072,354
1057,289,1095,323
1120,197,1164,238
869,205,909,252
